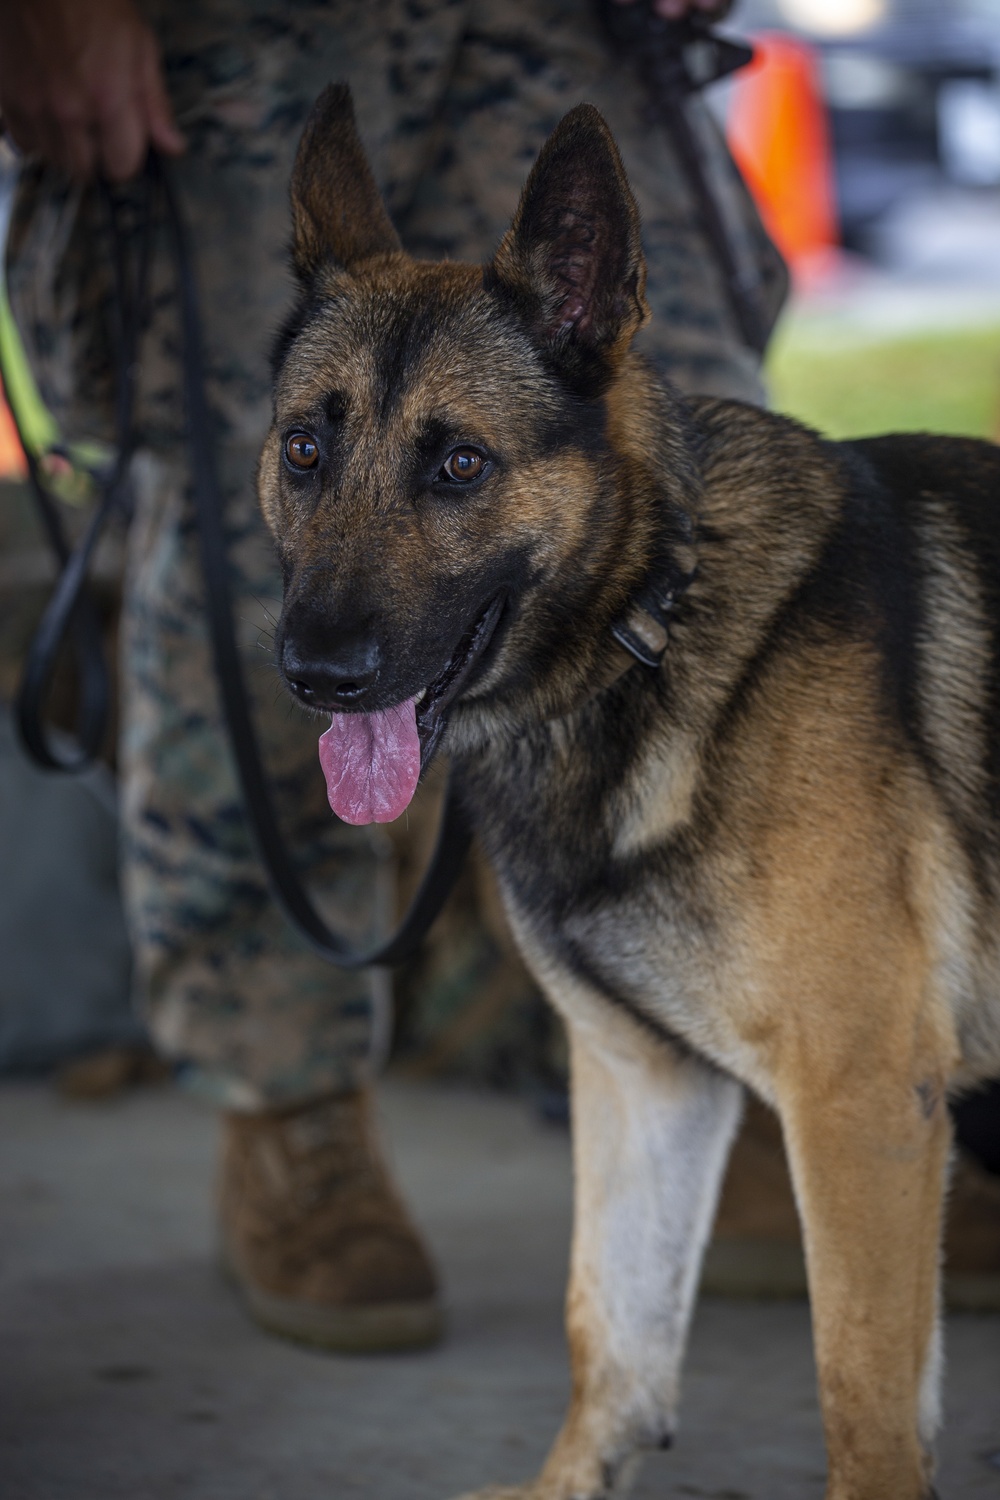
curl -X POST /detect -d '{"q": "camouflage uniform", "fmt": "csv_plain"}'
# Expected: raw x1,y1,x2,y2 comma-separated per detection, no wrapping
5,0,785,1109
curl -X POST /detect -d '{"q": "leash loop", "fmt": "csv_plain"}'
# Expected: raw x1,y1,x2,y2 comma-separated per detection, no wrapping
12,175,150,769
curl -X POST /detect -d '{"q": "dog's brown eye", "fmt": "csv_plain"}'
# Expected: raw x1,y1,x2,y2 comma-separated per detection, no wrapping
441,448,485,483
286,432,319,469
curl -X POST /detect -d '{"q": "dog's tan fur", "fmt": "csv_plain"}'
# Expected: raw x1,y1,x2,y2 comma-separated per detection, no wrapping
259,85,1000,1499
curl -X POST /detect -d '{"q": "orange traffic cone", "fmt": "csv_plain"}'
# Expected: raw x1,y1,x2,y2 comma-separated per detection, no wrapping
726,32,840,287
0,378,27,480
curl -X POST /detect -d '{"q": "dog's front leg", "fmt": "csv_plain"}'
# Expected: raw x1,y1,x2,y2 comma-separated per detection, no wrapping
776,1052,952,1500
454,1012,742,1500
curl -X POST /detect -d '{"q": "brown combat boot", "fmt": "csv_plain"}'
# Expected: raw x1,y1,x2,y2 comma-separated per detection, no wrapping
219,1089,443,1352
701,1096,1000,1310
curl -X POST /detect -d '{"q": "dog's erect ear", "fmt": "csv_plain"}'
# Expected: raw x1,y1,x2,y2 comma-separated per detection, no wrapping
290,84,402,279
489,104,649,393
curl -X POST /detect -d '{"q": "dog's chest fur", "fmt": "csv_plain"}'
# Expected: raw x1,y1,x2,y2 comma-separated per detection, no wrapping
456,663,805,1093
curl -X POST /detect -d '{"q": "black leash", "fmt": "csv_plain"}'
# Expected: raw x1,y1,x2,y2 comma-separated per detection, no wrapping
7,156,471,969
161,158,474,968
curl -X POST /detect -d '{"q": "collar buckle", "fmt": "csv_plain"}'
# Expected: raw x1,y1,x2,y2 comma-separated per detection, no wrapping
610,573,692,669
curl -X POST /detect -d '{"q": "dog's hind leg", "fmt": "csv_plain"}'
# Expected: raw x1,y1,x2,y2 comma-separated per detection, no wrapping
455,1008,742,1500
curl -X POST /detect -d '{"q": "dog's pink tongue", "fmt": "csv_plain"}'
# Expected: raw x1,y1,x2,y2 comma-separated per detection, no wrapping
318,699,420,825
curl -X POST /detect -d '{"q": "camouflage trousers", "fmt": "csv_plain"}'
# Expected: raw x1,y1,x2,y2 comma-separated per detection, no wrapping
6,0,785,1109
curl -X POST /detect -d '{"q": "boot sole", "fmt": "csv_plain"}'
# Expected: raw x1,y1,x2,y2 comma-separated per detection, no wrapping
242,1281,445,1353
220,1246,444,1352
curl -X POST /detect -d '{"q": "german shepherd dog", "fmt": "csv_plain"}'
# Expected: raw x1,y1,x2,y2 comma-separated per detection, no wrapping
259,84,1000,1500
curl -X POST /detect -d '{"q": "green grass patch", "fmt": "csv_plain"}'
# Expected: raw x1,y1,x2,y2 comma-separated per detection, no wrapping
765,321,1000,442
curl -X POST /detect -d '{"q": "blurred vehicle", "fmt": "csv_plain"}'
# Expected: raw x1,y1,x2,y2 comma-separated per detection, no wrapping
737,0,1000,251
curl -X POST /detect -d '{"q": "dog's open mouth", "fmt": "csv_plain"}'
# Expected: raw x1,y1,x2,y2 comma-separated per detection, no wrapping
318,594,505,825
415,593,506,763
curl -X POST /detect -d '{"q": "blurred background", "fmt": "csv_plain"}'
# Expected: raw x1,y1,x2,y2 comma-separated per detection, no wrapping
730,0,1000,439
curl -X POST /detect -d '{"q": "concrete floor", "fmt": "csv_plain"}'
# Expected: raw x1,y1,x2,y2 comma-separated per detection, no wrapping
2,1078,999,1500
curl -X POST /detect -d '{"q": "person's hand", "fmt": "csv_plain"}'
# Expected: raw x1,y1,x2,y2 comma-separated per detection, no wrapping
610,0,733,21
0,0,184,182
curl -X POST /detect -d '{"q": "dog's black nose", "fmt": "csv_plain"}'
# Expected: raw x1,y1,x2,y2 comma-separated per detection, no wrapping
282,638,380,709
